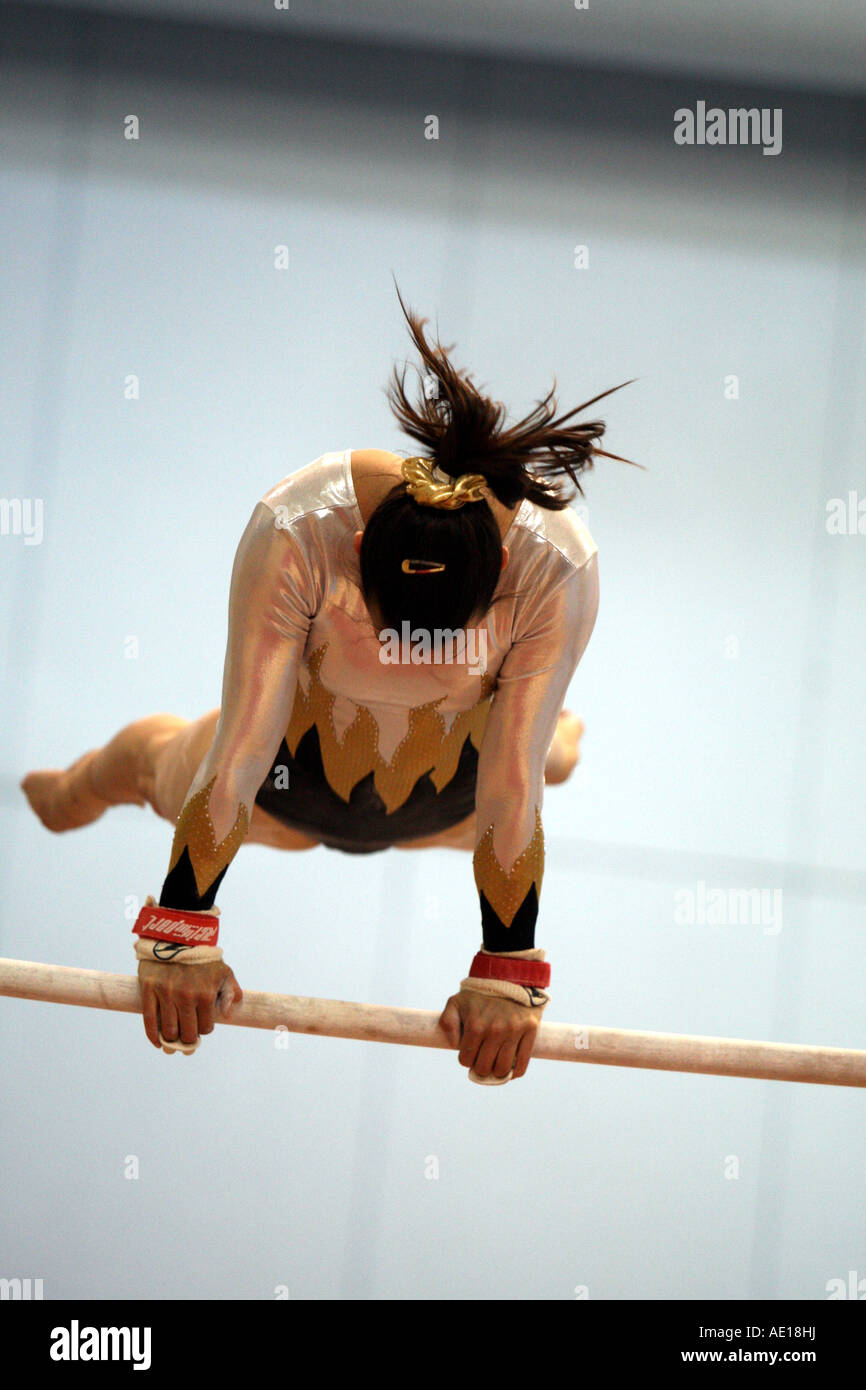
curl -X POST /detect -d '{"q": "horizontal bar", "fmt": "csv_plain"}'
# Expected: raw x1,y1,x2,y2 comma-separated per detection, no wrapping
1,957,865,1087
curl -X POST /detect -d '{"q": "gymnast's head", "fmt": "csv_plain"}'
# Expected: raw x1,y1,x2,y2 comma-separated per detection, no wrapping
355,281,633,637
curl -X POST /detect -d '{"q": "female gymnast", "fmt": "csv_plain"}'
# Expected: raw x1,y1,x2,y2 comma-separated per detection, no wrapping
22,290,631,1085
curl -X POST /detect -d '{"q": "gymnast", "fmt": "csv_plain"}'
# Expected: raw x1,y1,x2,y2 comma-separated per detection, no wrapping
22,290,631,1084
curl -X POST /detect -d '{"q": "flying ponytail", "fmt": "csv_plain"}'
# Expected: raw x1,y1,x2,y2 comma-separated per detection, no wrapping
385,278,636,511
359,282,635,635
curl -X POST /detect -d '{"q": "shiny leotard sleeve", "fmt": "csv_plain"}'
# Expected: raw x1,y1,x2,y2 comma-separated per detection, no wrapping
472,550,599,950
157,503,317,910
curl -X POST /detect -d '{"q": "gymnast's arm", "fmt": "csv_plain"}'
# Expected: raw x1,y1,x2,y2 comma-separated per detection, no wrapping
439,552,599,1081
472,551,599,950
137,502,316,1051
157,502,315,910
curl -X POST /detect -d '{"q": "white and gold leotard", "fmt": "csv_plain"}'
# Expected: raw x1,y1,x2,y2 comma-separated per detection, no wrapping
158,450,599,949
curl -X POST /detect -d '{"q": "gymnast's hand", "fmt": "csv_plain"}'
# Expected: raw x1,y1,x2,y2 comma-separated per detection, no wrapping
137,959,243,1053
438,990,541,1082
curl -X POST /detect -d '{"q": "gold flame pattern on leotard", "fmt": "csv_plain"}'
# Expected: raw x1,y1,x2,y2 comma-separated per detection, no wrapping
284,643,495,812
473,808,544,928
167,776,250,898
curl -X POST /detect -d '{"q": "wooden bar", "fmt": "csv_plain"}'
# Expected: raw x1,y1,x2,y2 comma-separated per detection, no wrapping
1,957,865,1086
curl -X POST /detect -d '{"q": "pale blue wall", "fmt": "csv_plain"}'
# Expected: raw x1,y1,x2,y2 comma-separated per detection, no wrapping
1,10,864,1300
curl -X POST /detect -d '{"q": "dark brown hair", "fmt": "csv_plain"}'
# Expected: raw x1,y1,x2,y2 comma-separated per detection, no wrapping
359,281,635,633
385,279,634,508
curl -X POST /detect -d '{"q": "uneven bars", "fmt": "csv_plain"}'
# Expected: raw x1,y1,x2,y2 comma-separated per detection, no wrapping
1,957,865,1087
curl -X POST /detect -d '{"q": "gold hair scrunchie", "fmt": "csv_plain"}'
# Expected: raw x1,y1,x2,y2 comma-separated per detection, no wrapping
401,456,487,510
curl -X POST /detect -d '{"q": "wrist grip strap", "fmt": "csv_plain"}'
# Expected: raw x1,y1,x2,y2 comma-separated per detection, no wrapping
468,951,550,989
133,896,220,948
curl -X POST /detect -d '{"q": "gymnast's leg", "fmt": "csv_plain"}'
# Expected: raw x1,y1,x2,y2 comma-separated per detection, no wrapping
20,711,319,850
543,709,584,785
21,705,582,841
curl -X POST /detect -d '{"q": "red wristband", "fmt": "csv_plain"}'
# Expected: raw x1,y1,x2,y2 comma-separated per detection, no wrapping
469,952,550,988
133,903,219,948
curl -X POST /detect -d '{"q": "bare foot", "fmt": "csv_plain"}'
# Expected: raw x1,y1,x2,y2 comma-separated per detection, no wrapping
21,750,109,832
544,710,585,785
